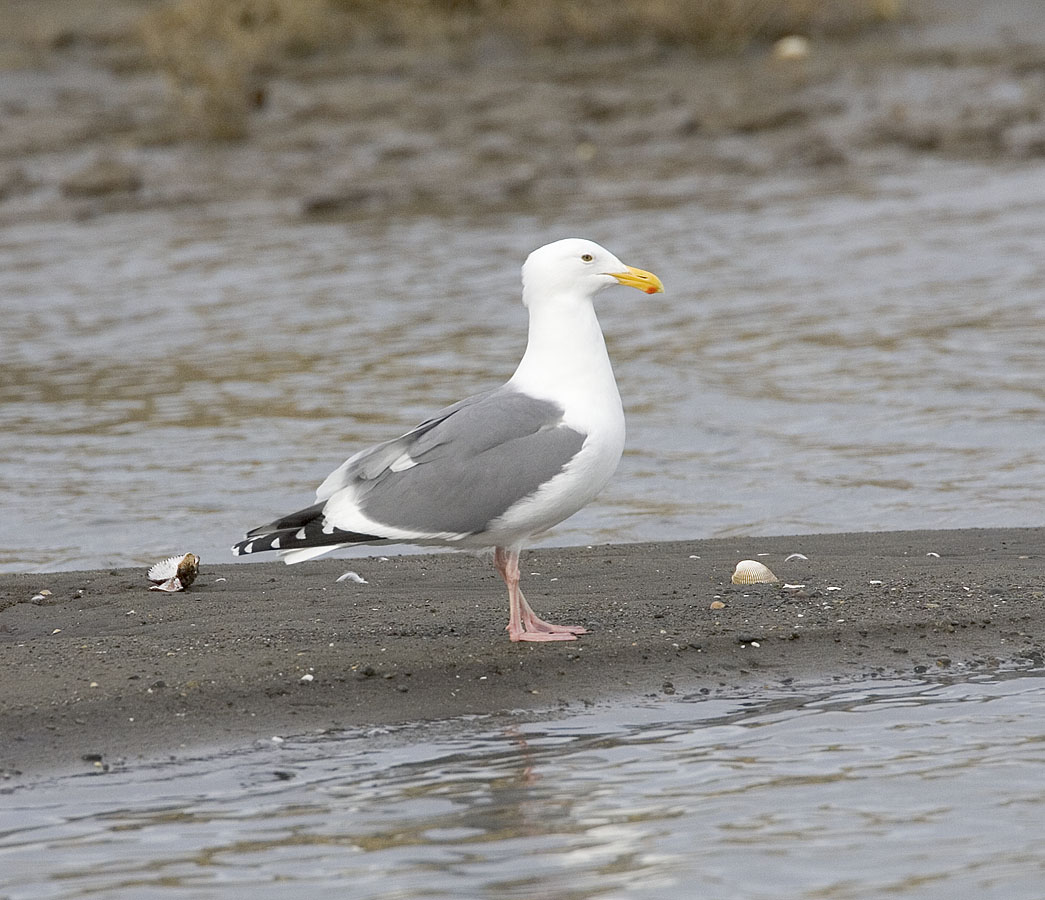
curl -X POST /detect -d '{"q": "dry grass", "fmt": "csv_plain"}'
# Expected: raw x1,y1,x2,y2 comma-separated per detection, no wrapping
140,0,904,139
140,0,335,139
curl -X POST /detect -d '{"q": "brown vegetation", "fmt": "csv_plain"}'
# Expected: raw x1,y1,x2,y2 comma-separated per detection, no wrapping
137,0,903,139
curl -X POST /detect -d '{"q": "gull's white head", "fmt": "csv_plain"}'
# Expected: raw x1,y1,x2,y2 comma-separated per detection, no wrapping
521,238,664,307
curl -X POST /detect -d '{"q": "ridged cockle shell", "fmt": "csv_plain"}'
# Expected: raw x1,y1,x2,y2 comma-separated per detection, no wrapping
731,559,779,585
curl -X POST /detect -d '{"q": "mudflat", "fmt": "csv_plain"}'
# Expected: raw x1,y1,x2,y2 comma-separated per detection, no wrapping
2,527,1042,779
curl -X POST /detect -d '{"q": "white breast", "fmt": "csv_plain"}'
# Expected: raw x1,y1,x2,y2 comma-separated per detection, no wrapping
481,294,626,547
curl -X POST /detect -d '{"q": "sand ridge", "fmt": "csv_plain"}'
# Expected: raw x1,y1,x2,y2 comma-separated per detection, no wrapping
2,527,1043,778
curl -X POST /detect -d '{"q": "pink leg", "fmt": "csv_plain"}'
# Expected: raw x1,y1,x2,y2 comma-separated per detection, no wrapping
494,547,588,642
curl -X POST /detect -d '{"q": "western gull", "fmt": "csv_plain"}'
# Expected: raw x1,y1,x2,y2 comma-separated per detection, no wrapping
232,238,664,642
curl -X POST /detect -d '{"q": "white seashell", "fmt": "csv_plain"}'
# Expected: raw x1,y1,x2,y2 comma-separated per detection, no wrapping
731,560,779,585
784,553,808,562
147,553,200,592
773,35,810,62
336,571,368,584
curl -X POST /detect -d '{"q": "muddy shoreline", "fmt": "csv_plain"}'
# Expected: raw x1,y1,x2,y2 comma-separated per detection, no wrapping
4,1,1045,227
2,527,1043,779
3,2,1045,779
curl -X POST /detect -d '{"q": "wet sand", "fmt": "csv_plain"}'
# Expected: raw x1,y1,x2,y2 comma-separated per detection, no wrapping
3,2,1045,780
2,527,1043,779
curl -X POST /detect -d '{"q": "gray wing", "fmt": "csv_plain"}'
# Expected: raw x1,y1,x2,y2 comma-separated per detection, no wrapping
319,385,586,535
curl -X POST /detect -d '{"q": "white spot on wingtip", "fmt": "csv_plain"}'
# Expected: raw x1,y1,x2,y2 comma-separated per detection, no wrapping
389,452,418,472
270,537,281,549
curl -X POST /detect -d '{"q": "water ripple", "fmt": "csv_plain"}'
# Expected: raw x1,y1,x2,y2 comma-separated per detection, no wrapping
3,161,1045,571
2,671,1045,898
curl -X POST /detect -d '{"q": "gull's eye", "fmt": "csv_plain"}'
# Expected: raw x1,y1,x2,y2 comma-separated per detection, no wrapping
581,253,594,263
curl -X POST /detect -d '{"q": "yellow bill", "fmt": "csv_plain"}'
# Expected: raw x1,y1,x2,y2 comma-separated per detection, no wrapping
612,265,664,295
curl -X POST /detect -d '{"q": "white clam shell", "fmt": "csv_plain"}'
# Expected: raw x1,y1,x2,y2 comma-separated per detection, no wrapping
773,35,810,62
147,553,200,591
731,559,779,585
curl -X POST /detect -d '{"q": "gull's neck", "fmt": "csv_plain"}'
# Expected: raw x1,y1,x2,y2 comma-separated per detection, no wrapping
508,289,622,423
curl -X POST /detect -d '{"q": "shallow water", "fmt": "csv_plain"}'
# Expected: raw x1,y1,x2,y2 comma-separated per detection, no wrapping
3,670,1045,899
2,158,1044,572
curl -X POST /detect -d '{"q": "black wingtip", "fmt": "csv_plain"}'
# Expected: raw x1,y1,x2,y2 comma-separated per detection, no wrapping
232,518,386,558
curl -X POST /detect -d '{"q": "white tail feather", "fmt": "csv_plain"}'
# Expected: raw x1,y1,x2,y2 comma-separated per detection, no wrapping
278,544,349,565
